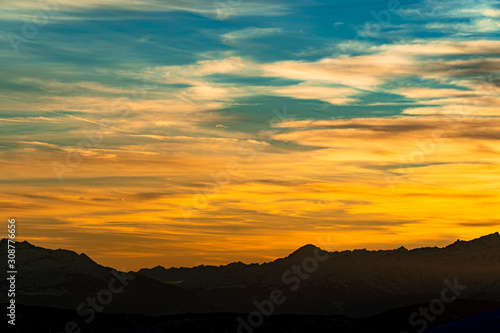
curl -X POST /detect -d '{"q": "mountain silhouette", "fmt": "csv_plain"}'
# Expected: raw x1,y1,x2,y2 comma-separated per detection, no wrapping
138,232,500,316
0,239,212,316
1,232,499,318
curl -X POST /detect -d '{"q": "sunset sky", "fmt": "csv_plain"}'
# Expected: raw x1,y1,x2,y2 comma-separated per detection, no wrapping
1,0,499,270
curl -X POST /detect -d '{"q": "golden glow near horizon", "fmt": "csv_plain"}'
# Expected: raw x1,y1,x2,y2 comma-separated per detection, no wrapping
3,114,500,269
1,1,500,270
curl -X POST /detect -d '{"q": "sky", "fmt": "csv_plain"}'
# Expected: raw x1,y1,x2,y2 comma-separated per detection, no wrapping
1,0,499,270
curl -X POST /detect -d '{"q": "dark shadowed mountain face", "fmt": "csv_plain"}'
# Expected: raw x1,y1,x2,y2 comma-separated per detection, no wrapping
138,233,500,317
3,300,500,333
1,233,499,319
0,239,212,316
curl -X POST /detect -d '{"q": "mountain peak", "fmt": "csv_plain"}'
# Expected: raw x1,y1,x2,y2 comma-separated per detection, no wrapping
153,265,166,269
0,238,33,245
448,231,500,250
139,265,166,272
468,232,500,243
295,243,320,252
287,244,325,259
300,243,319,250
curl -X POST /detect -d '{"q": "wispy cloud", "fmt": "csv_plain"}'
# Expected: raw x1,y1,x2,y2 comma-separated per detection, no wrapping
221,27,284,44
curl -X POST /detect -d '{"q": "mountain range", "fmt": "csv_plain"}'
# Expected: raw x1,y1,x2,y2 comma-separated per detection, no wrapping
1,233,500,332
138,232,500,316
